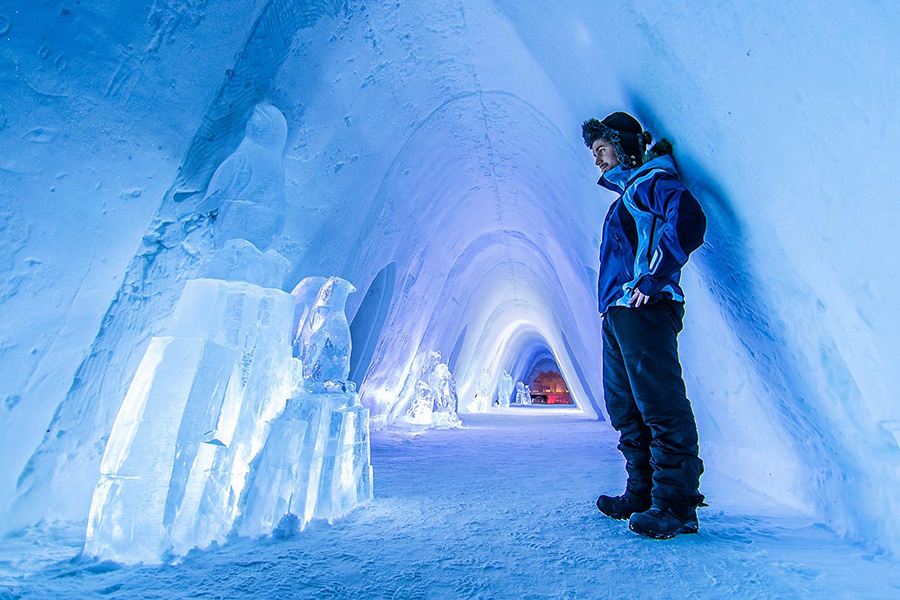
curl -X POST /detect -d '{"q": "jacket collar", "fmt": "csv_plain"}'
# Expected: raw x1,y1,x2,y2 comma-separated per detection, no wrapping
597,165,631,193
597,154,678,193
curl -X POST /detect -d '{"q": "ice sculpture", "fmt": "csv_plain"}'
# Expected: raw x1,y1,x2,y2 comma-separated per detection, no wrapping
404,351,461,427
497,370,513,408
238,390,372,535
431,362,458,414
468,369,492,413
240,276,371,532
84,279,294,563
198,103,289,252
297,277,357,386
290,276,328,356
515,381,532,405
406,381,435,425
84,273,372,564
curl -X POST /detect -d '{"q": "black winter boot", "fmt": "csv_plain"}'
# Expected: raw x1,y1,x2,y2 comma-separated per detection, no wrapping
596,493,651,520
628,505,699,539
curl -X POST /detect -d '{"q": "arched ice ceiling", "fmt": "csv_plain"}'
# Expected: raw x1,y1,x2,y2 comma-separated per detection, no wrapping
2,0,900,555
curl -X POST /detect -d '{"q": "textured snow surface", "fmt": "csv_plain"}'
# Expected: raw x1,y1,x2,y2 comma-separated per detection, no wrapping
2,0,900,564
2,415,899,599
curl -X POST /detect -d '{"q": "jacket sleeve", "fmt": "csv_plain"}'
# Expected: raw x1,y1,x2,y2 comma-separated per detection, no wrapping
635,174,707,296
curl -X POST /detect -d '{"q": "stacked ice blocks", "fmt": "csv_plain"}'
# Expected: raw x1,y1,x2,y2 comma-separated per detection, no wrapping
84,276,372,564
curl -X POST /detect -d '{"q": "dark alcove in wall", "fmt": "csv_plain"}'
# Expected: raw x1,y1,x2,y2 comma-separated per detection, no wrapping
349,262,397,387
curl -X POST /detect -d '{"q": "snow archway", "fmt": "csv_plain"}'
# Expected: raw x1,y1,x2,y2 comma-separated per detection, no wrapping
1,0,899,557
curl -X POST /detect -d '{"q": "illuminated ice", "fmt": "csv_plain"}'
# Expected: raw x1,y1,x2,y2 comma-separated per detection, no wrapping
406,381,435,425
290,276,328,356
515,382,532,405
404,351,461,426
315,401,374,521
84,278,294,562
239,390,372,532
468,369,492,413
497,370,513,408
83,336,236,564
238,271,371,536
431,362,458,415
297,277,357,386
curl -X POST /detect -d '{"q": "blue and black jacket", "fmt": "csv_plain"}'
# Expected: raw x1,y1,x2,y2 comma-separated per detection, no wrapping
597,154,706,314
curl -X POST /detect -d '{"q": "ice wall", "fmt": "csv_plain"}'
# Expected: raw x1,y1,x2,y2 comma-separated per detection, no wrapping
2,0,899,555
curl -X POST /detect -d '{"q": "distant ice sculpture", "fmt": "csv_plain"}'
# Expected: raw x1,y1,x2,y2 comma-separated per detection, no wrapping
497,370,513,408
468,369,492,413
406,381,435,425
404,351,461,427
84,272,372,564
199,103,288,252
515,381,532,405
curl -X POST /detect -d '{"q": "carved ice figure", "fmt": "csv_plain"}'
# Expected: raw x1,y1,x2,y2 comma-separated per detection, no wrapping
405,351,460,427
515,381,532,405
468,368,492,413
429,361,460,427
290,276,328,358
84,273,372,563
430,362,458,414
199,103,288,251
497,370,513,408
298,277,357,384
406,382,435,425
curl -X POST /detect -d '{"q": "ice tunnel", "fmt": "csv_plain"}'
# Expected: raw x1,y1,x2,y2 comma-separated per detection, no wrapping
1,0,900,569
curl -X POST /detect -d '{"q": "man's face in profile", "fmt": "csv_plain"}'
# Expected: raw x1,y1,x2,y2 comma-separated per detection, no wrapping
591,138,619,174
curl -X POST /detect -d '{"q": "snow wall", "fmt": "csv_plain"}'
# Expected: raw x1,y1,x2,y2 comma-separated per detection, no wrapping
1,0,899,554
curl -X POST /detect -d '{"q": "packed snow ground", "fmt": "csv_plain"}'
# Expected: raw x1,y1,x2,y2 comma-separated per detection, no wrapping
2,413,898,599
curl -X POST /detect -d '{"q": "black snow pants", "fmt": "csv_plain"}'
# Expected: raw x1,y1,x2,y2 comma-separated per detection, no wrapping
602,299,705,508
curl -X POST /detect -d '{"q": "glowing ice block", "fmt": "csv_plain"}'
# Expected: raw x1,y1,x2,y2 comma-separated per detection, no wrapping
166,280,294,555
497,370,513,408
84,336,236,564
298,277,357,385
285,391,357,526
237,411,309,538
238,388,372,536
84,278,294,562
316,403,373,520
515,381,532,405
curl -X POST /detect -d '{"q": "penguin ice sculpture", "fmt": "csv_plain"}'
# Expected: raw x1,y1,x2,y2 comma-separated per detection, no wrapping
298,277,357,385
199,103,288,251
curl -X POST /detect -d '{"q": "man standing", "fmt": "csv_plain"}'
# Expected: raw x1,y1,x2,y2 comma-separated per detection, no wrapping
583,112,707,539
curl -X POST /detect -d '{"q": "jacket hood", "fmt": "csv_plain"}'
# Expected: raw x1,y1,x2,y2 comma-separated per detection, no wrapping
598,153,678,193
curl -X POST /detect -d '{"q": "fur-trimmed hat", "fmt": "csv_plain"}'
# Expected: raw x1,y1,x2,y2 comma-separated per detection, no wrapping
582,112,653,169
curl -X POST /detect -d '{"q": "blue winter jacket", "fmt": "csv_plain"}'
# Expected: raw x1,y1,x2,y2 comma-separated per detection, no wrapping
596,154,706,314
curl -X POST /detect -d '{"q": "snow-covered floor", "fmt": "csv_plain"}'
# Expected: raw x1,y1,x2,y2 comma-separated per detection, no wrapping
2,413,899,599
